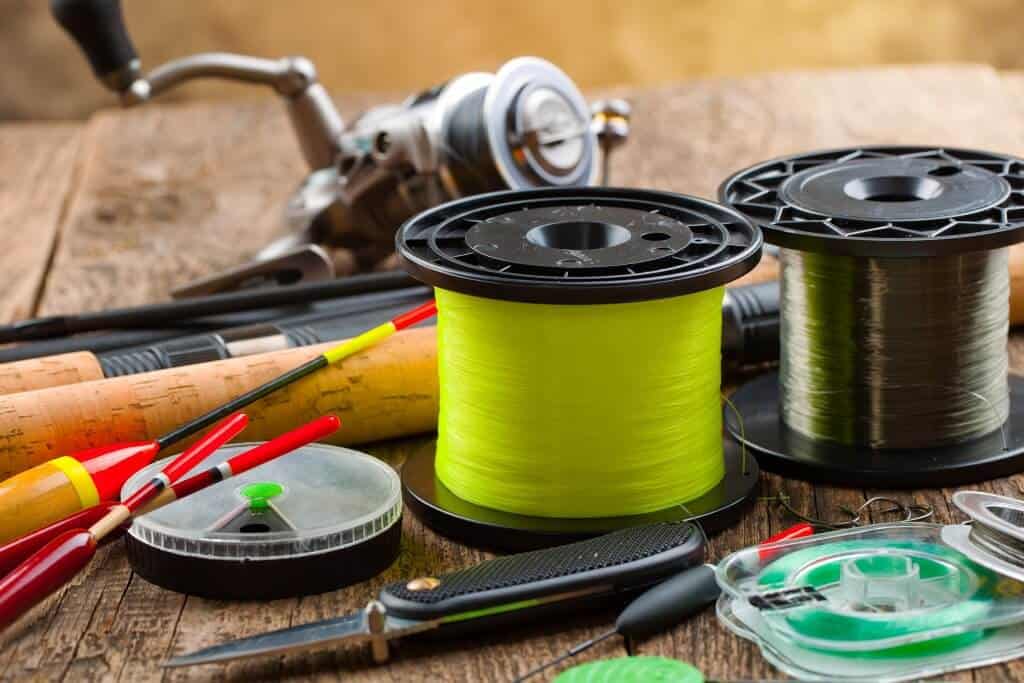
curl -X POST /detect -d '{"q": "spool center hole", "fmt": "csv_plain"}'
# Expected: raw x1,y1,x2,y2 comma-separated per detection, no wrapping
240,522,271,533
525,221,631,250
843,175,944,202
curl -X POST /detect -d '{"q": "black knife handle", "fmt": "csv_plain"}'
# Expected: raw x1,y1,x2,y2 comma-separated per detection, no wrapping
380,522,704,621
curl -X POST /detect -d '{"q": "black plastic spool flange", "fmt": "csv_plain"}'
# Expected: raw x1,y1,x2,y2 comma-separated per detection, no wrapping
396,187,763,550
720,146,1024,487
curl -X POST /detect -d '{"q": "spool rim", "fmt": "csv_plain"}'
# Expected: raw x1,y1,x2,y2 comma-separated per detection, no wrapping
719,146,1024,257
396,187,763,304
402,438,759,551
725,372,1024,487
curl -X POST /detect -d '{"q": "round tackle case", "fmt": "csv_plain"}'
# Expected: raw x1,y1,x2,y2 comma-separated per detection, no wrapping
122,443,402,600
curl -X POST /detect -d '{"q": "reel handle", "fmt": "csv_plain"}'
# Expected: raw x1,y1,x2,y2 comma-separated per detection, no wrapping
50,0,140,91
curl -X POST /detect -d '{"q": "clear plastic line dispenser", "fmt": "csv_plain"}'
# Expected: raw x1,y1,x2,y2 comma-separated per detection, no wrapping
715,523,1024,654
717,589,1024,682
714,523,1024,681
122,443,402,600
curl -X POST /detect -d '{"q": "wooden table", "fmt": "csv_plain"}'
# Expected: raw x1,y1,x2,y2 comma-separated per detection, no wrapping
3,64,1024,682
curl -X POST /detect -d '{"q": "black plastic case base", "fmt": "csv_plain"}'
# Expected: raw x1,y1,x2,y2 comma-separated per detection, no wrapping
402,440,759,552
125,517,402,600
726,373,1024,487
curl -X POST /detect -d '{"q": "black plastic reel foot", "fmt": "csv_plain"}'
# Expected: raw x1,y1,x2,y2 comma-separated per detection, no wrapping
402,439,759,552
725,373,1024,487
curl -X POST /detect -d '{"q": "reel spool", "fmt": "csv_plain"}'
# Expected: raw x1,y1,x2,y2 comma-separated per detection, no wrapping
945,491,1024,583
716,523,1024,681
396,187,762,550
121,443,402,600
278,57,609,262
720,147,1024,486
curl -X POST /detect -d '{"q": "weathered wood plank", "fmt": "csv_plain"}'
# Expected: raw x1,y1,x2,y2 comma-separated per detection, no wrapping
0,123,81,323
6,64,1024,682
0,121,83,680
32,93,389,318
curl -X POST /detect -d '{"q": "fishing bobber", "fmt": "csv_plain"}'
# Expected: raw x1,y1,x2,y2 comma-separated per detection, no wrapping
721,146,1024,485
397,187,763,550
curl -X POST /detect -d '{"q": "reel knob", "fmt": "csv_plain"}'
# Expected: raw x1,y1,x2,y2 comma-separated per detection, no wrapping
591,99,632,185
516,87,588,177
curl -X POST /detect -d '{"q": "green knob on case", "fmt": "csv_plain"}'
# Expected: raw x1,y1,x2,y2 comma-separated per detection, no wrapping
241,482,284,511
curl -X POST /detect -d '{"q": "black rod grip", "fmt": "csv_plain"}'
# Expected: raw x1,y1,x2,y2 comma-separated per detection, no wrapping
615,564,720,641
51,0,138,83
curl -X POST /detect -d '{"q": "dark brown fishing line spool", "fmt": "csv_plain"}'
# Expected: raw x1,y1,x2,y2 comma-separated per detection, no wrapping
720,146,1024,486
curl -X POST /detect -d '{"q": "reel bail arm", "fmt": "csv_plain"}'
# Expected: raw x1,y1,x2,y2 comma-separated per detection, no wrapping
50,0,344,171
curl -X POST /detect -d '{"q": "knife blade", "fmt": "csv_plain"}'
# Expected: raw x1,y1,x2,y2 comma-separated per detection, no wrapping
165,521,705,668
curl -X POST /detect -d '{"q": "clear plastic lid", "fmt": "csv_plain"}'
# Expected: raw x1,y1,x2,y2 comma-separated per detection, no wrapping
122,443,401,561
715,523,1024,654
717,591,1024,682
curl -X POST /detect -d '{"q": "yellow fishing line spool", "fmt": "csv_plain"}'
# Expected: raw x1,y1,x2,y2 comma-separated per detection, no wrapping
398,188,763,550
436,287,725,517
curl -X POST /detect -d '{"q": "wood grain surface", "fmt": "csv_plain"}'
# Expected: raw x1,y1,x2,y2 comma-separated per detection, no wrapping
3,64,1024,681
0,124,82,325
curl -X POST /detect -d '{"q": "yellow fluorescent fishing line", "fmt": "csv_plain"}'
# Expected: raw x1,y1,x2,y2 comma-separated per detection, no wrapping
434,286,726,518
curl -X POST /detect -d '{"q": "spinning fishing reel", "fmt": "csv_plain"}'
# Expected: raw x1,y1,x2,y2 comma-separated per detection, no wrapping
52,0,629,289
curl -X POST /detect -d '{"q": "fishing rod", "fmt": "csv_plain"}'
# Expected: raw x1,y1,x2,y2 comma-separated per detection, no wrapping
0,270,418,344
0,282,775,398
0,285,429,364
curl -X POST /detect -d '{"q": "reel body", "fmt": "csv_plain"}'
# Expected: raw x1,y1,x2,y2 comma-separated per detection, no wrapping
281,58,605,263
50,1,624,278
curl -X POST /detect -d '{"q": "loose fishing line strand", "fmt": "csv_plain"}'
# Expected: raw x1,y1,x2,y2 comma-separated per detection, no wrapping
779,248,1010,449
434,286,726,518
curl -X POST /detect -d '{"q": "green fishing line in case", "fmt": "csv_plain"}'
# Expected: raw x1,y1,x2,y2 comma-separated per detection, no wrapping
716,523,1024,681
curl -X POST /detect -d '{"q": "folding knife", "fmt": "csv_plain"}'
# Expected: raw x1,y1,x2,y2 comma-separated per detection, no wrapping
165,521,705,667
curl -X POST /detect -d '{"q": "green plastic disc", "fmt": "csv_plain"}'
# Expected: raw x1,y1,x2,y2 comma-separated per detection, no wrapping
553,657,704,683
